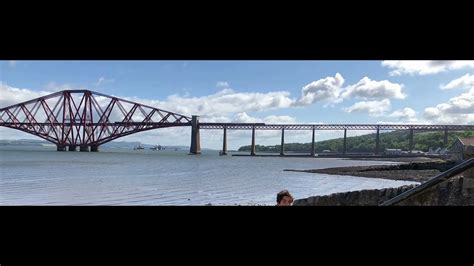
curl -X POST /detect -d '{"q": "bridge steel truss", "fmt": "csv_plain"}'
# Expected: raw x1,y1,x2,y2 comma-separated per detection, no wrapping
0,90,191,151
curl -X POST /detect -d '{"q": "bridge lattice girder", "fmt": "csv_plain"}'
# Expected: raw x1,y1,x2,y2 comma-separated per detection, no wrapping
197,123,474,131
0,90,191,146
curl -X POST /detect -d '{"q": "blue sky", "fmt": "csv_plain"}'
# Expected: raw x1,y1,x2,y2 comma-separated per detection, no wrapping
1,60,473,149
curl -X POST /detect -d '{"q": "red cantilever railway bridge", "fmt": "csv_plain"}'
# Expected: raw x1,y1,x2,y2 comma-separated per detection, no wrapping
1,90,473,154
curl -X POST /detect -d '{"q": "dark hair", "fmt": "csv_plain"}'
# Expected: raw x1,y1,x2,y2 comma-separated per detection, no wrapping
276,190,293,203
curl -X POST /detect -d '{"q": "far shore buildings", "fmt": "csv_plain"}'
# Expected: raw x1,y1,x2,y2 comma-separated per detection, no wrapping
450,137,474,163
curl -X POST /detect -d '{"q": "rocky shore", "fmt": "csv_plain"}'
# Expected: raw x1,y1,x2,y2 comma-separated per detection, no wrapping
284,157,455,183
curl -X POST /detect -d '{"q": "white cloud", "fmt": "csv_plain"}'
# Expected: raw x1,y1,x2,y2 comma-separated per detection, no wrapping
231,112,297,124
233,112,262,123
0,83,50,108
440,73,474,90
389,107,416,119
341,77,406,99
263,115,297,124
296,74,405,107
387,107,419,123
95,77,114,86
343,99,391,117
423,87,474,124
8,61,17,67
296,73,344,105
133,89,296,118
382,60,474,76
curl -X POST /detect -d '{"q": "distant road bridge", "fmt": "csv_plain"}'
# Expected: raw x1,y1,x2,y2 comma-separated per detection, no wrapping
1,90,473,154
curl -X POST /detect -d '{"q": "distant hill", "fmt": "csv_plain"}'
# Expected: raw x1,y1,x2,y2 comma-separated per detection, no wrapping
238,130,474,153
0,139,191,150
0,139,46,146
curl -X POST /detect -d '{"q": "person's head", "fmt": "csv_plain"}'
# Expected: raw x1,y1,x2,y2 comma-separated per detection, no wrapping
276,190,294,206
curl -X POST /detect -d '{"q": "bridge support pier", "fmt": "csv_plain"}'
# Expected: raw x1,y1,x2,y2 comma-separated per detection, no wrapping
444,126,449,148
343,129,347,155
409,129,414,153
251,126,256,156
91,145,99,152
280,128,285,156
222,127,227,155
189,115,201,154
80,145,89,152
311,127,315,156
375,126,380,155
56,145,66,152
68,145,77,151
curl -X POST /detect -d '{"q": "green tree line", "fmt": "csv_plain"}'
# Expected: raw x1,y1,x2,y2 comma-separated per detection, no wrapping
238,130,474,153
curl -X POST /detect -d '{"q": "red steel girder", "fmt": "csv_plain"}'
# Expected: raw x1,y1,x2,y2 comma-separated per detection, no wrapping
0,90,192,146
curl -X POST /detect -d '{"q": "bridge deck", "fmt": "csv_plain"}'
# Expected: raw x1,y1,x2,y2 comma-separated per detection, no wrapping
1,122,473,131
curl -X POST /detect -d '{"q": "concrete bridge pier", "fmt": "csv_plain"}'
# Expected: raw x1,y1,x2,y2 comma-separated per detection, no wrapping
56,145,66,151
80,145,89,152
311,126,315,156
375,126,380,155
221,126,227,155
444,126,449,148
343,129,347,155
250,126,256,156
280,128,285,156
189,115,201,154
91,145,99,152
68,145,77,151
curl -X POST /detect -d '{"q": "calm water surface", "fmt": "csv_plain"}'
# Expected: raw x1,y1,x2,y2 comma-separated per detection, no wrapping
0,146,418,205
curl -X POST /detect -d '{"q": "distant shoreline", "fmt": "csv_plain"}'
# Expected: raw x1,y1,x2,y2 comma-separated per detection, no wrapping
284,157,454,183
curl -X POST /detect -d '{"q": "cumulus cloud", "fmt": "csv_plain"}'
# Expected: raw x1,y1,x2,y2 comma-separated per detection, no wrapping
131,89,296,119
0,83,50,108
231,112,297,124
296,74,405,107
341,77,406,99
382,60,474,76
388,107,416,118
233,112,262,123
296,73,344,106
440,73,474,90
387,107,419,122
423,87,474,124
343,99,391,117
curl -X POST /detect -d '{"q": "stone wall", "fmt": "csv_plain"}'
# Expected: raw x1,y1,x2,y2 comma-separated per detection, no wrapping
293,168,474,206
293,185,417,206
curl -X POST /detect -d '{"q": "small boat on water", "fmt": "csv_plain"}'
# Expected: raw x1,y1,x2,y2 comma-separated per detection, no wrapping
150,145,165,151
133,144,144,150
